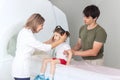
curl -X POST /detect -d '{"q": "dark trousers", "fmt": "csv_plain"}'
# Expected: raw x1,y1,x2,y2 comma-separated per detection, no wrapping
14,77,30,80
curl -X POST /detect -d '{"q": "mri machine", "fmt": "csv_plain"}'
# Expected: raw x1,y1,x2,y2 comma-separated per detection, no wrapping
0,0,120,80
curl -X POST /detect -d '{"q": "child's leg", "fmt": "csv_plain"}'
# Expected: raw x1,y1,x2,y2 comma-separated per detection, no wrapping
34,58,53,80
49,59,60,79
40,58,53,74
45,59,66,80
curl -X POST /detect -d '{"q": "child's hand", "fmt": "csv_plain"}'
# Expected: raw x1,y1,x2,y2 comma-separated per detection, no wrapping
64,49,72,55
64,50,69,57
64,50,68,55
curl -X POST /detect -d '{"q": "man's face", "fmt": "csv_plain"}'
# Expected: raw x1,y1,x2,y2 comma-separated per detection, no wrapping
83,16,96,25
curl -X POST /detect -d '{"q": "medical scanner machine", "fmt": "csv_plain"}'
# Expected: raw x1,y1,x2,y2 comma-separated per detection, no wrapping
0,0,120,80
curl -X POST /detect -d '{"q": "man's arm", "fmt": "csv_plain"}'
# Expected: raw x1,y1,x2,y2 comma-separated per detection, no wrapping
73,41,103,57
72,38,81,51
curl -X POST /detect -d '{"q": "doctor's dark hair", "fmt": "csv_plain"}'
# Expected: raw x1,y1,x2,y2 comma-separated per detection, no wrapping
83,5,100,19
25,13,45,33
53,25,70,37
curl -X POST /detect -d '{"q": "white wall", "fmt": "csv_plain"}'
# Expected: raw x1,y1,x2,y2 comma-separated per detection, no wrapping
51,0,120,69
90,0,120,69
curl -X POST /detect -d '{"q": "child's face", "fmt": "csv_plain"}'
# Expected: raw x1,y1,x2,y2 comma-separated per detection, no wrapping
36,24,44,32
53,32,61,41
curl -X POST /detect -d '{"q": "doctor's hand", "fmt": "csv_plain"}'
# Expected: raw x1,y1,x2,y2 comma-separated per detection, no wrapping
60,33,67,42
44,36,54,44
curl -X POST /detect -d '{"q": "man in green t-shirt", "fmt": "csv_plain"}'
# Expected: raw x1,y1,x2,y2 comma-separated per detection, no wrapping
72,5,107,65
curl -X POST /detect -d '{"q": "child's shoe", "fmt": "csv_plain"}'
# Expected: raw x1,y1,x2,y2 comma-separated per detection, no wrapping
45,78,49,80
45,77,54,80
34,74,45,80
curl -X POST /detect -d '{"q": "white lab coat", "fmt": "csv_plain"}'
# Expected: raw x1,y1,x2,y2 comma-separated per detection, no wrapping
12,28,51,78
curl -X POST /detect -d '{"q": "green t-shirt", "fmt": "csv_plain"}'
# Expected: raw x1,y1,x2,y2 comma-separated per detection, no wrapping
79,25,107,60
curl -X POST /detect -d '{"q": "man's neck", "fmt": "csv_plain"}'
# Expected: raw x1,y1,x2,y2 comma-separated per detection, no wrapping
87,23,97,30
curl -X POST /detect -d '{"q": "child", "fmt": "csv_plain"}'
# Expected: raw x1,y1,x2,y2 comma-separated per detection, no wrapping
12,13,67,80
34,25,72,80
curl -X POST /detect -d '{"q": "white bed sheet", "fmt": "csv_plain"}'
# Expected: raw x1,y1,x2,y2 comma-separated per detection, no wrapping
31,55,120,80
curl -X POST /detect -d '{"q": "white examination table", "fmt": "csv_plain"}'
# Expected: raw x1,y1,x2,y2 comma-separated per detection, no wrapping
31,54,120,80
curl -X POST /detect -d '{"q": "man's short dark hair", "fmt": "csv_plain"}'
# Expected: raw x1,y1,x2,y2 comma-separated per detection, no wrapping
83,5,100,19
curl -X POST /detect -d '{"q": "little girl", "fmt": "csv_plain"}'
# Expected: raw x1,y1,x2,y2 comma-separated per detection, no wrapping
34,25,72,80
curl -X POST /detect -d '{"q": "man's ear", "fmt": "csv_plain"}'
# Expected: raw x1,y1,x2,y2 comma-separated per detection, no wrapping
94,17,98,21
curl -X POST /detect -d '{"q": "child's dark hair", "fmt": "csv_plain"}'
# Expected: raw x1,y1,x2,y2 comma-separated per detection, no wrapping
83,5,100,19
53,25,70,37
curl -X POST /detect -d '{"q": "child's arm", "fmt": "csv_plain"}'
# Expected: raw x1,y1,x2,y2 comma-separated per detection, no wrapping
66,49,73,65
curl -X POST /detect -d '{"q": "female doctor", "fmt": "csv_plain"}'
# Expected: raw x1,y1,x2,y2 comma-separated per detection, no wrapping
12,13,67,80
